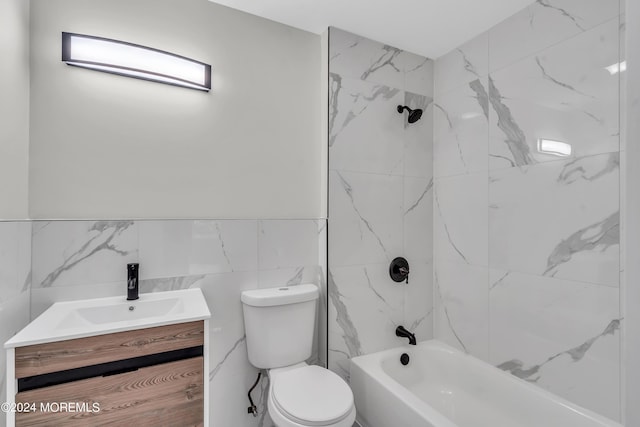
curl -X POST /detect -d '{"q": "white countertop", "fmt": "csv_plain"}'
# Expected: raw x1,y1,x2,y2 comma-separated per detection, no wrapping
4,288,211,349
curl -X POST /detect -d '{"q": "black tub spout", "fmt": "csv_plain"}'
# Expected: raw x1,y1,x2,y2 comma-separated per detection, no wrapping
396,325,416,345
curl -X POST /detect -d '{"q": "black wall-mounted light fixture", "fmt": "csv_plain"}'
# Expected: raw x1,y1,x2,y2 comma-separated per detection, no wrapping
62,32,212,92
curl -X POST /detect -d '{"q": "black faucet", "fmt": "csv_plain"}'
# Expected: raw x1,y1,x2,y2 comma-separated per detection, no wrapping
396,325,416,345
127,263,139,301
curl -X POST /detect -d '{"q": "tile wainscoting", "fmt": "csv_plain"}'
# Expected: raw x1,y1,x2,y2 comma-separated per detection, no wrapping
1,219,327,427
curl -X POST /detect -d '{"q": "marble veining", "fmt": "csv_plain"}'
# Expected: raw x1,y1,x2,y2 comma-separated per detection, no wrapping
535,0,586,31
38,221,134,288
408,309,433,332
214,221,233,271
331,82,402,140
459,48,482,78
557,153,619,184
435,273,469,353
360,45,403,81
363,267,393,310
435,32,488,96
328,270,363,357
489,153,619,286
330,27,433,95
210,335,246,381
434,103,453,129
469,79,490,119
435,187,469,264
497,319,620,382
336,172,389,258
404,180,433,287
329,75,405,176
405,178,433,215
405,56,430,74
433,102,469,172
329,263,404,363
488,77,534,167
433,77,490,177
489,0,619,73
544,211,619,277
489,17,619,170
534,56,593,98
20,271,31,294
328,73,344,148
405,54,434,97
257,265,325,292
285,267,304,286
490,271,510,289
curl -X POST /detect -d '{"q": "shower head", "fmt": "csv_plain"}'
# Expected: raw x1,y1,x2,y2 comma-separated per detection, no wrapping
397,105,423,124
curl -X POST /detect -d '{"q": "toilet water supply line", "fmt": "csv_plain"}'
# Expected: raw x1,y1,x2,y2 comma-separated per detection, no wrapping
247,371,262,416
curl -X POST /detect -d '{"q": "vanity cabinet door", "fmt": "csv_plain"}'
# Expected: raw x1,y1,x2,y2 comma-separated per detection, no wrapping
15,356,204,426
15,321,204,378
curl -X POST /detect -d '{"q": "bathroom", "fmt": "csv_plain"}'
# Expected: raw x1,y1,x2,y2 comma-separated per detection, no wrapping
0,0,637,426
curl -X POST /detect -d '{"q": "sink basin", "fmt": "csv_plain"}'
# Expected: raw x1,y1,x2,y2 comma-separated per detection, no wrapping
56,297,184,329
5,289,210,348
79,298,182,324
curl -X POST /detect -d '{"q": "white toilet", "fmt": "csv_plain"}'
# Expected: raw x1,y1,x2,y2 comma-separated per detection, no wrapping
241,284,356,427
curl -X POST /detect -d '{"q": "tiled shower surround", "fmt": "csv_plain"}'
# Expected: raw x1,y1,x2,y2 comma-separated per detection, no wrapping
432,0,623,421
327,0,625,422
0,219,326,427
327,28,435,379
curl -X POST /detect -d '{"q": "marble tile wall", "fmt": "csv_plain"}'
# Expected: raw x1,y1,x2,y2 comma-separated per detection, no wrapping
328,28,434,379
0,222,30,427
1,219,325,427
433,0,623,421
621,1,639,424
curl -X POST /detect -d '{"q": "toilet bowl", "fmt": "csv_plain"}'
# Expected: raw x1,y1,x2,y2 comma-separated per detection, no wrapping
241,284,356,427
267,363,355,427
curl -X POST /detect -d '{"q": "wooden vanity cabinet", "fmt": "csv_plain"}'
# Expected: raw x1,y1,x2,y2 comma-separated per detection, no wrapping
12,321,205,426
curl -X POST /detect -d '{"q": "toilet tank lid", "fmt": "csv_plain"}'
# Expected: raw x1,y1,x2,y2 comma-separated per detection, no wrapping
241,284,319,307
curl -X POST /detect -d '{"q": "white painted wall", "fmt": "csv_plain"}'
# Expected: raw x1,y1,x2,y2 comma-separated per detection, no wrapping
0,0,30,219
29,0,323,219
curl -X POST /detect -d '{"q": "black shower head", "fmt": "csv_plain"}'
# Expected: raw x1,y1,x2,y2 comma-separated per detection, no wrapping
408,108,423,123
397,105,423,124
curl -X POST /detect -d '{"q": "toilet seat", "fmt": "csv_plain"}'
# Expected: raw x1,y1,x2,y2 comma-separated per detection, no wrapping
269,365,355,427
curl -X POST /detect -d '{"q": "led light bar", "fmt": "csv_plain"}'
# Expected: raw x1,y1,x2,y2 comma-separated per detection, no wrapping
62,32,211,91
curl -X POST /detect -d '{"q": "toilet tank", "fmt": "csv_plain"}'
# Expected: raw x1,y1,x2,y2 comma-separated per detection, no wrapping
241,284,318,369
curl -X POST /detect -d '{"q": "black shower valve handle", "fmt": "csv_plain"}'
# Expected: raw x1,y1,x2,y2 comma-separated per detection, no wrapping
399,267,409,284
389,257,410,284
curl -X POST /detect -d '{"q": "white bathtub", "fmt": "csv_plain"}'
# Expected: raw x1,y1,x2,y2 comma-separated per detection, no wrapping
350,340,621,427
